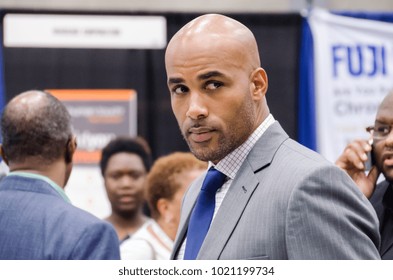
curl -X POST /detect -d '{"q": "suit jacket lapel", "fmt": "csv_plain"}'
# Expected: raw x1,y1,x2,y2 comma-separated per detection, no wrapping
369,180,389,225
197,122,289,259
197,160,259,259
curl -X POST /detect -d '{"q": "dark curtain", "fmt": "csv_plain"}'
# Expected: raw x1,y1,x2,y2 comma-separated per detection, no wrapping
1,11,301,160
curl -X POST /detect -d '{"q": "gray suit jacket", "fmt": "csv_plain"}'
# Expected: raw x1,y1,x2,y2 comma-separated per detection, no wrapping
172,122,380,259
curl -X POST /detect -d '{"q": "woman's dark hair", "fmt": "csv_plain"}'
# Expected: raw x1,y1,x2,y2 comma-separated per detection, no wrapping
99,136,152,176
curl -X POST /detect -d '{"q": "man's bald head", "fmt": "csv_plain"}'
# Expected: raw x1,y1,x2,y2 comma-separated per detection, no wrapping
165,14,269,163
374,89,393,124
378,90,393,113
1,90,73,165
166,14,261,72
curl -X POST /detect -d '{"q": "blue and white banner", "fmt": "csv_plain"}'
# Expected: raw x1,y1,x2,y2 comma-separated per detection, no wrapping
300,9,393,162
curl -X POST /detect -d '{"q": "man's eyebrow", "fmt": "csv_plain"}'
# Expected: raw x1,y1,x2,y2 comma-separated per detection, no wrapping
168,77,185,85
198,71,225,81
168,71,225,85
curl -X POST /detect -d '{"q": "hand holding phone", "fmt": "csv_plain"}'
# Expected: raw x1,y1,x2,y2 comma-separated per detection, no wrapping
364,139,375,171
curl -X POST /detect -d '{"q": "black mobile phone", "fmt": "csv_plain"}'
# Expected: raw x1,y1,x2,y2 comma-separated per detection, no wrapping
364,139,376,171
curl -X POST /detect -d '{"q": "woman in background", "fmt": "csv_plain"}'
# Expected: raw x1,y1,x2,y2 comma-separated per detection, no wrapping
100,136,152,243
121,152,206,260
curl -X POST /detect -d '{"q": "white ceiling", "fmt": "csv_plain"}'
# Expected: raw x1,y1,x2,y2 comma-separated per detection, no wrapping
0,0,392,13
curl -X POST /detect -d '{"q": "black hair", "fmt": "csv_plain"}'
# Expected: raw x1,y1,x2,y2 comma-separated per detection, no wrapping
99,136,152,176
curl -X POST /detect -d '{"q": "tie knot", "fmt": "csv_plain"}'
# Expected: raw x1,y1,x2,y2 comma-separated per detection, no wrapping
201,167,226,193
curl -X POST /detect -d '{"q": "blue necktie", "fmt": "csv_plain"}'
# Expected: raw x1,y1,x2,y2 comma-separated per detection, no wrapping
184,167,226,260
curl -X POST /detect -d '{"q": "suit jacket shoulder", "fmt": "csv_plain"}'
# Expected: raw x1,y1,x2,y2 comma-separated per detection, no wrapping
0,175,120,260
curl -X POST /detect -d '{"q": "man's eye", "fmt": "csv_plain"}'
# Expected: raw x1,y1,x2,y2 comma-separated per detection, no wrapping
172,85,189,95
130,171,146,180
205,81,222,90
109,173,122,180
377,126,389,133
374,125,390,135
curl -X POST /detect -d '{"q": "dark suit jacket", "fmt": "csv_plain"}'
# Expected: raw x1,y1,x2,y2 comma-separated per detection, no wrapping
172,122,381,259
0,174,120,259
370,180,393,259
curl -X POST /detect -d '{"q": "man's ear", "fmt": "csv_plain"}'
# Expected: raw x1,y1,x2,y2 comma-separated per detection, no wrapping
250,67,268,100
65,136,77,164
0,144,9,165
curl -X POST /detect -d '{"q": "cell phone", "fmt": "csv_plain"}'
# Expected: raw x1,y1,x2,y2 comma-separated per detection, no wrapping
364,139,376,171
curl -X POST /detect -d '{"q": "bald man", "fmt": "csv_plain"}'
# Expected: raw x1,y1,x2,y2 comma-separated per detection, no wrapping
0,90,120,259
166,14,380,260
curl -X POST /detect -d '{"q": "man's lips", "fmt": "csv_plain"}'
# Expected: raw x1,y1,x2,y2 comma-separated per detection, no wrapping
188,127,215,143
118,195,136,203
383,153,393,167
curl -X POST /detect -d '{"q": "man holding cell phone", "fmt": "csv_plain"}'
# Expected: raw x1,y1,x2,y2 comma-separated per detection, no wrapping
336,90,393,259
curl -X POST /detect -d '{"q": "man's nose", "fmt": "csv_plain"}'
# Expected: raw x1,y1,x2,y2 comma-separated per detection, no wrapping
119,175,135,188
186,92,208,120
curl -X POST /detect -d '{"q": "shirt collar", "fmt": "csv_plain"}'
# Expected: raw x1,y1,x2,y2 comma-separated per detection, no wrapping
7,171,71,203
211,114,275,179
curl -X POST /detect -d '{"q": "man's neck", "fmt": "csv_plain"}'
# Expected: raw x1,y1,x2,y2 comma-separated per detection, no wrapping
9,160,67,189
156,216,176,241
106,211,148,240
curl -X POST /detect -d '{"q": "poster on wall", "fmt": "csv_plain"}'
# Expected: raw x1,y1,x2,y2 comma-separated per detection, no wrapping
4,13,166,49
49,89,137,218
301,9,393,163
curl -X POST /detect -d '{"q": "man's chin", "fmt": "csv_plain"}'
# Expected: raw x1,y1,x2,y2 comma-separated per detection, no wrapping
189,146,223,163
187,147,206,161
